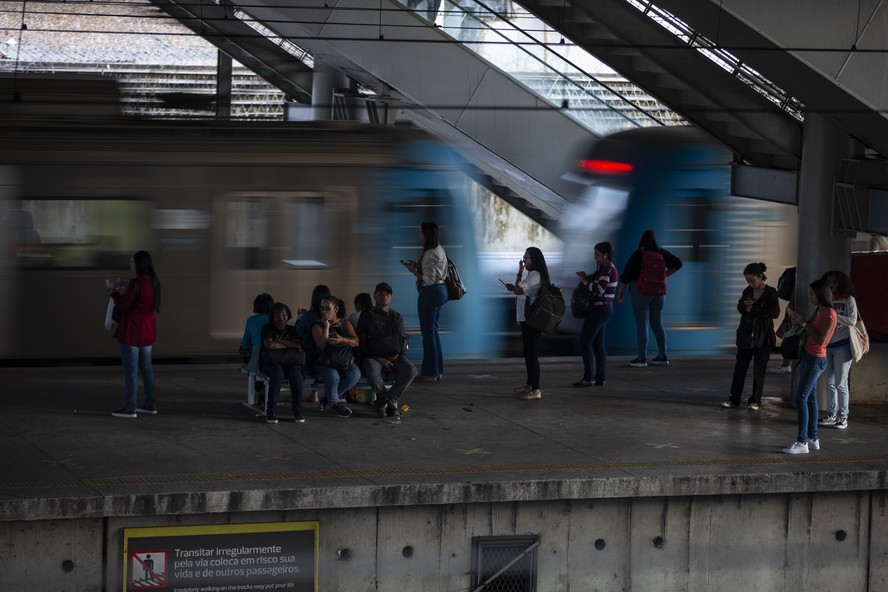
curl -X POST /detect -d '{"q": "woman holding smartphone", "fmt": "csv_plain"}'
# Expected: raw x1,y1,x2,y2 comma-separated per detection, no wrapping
504,247,550,400
402,222,449,381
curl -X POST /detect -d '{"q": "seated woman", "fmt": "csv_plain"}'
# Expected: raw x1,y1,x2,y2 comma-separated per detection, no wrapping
261,302,305,424
312,295,361,418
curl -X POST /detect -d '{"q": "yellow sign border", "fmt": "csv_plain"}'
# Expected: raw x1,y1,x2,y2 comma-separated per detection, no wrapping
122,521,319,592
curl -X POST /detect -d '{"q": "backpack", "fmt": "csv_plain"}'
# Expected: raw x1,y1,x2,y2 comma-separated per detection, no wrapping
360,308,406,358
570,280,595,319
636,250,667,296
444,258,467,301
776,267,796,301
525,284,566,334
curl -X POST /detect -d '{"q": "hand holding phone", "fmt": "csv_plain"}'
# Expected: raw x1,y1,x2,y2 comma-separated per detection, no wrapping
498,278,508,286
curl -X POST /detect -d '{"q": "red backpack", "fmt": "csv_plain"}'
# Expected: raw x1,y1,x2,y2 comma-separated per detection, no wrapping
636,250,667,295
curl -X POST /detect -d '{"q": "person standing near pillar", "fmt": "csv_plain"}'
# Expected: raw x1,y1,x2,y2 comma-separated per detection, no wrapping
817,270,858,430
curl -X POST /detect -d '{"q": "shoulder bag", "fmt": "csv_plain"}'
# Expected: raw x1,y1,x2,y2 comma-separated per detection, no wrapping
265,347,306,367
849,314,869,363
444,258,467,301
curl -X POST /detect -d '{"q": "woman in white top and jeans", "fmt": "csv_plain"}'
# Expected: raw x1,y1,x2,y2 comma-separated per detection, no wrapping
505,247,549,400
818,270,858,430
403,222,449,381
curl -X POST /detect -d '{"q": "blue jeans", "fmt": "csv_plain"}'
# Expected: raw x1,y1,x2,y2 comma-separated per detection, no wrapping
316,363,361,406
824,341,852,419
120,344,155,412
630,291,666,359
418,284,448,378
579,306,613,383
261,360,304,416
794,350,828,442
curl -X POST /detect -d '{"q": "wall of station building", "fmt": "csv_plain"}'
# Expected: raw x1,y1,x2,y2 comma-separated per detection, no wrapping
2,489,888,591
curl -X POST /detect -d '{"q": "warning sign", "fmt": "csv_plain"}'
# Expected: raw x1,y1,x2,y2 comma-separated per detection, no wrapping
122,521,318,592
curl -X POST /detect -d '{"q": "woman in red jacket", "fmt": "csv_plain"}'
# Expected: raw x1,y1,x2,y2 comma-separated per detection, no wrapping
108,251,162,418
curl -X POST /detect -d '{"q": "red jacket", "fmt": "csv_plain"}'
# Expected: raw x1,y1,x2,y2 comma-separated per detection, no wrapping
112,275,156,347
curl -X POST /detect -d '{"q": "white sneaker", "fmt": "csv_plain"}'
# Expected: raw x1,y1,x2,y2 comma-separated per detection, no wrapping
768,365,792,374
807,438,820,451
782,441,809,455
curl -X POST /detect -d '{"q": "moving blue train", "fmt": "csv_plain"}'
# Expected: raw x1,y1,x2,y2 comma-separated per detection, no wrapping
555,126,796,355
0,76,794,362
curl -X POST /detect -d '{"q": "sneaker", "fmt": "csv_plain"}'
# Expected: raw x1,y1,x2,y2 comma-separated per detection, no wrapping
720,400,739,408
748,402,760,411
386,404,398,418
514,385,532,393
817,415,837,426
782,441,809,455
807,438,820,450
111,408,137,418
332,403,352,418
834,417,848,430
318,396,329,411
593,381,606,387
649,355,669,366
374,400,387,419
518,389,542,400
629,357,648,368
136,405,157,415
265,413,278,424
293,413,305,424
768,365,792,374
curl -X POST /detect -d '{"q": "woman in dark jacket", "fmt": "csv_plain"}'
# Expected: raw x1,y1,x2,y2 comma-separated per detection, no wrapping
109,250,161,418
722,262,780,410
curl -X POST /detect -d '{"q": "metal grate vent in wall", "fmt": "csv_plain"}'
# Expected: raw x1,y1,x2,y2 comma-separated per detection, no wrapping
471,536,538,592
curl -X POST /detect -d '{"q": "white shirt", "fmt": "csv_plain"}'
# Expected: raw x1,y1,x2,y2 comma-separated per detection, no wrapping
516,270,541,323
420,245,448,286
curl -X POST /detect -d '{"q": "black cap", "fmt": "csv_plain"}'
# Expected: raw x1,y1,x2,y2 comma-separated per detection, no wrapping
374,282,393,294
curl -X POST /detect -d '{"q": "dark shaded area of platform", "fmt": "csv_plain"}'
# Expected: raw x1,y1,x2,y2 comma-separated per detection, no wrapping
1,356,887,521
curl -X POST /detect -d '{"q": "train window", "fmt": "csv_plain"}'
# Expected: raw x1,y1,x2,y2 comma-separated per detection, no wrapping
471,536,538,592
6,199,152,267
222,195,329,270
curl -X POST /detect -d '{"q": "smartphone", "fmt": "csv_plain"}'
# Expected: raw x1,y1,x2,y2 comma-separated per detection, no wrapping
498,278,508,286
400,259,410,266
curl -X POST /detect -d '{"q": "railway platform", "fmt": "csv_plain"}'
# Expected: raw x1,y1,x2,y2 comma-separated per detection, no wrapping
2,355,887,521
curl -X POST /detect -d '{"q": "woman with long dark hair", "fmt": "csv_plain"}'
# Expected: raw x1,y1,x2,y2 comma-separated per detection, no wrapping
108,250,161,418
721,262,780,410
616,229,682,368
817,270,858,430
505,247,550,400
782,279,836,454
402,222,449,381
573,242,618,388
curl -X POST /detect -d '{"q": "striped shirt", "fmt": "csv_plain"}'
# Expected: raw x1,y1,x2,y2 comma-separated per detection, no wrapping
587,265,619,307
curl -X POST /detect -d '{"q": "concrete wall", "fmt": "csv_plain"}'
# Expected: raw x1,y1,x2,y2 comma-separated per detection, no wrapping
3,490,887,591
851,343,888,405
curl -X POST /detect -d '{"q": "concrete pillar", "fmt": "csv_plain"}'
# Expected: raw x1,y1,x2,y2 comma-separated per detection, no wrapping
216,50,233,121
312,60,347,121
793,113,853,408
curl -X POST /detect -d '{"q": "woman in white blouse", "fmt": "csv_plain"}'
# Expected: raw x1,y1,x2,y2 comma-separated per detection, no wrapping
403,222,449,381
505,247,550,400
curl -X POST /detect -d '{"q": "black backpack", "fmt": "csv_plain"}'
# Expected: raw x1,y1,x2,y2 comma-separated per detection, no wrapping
360,308,405,358
570,280,595,319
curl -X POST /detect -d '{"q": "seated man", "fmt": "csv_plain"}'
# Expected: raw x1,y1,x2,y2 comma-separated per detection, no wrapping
357,282,417,418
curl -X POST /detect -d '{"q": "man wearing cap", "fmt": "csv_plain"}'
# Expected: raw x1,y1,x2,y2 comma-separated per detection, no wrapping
357,282,417,418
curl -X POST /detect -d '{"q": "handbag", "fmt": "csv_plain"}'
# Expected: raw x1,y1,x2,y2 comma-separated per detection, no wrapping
775,310,792,339
444,258,467,301
780,324,806,360
849,315,869,363
104,298,118,332
265,347,306,366
318,344,354,371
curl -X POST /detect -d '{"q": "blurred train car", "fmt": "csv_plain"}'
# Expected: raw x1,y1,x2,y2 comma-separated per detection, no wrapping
559,127,797,355
0,78,499,361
